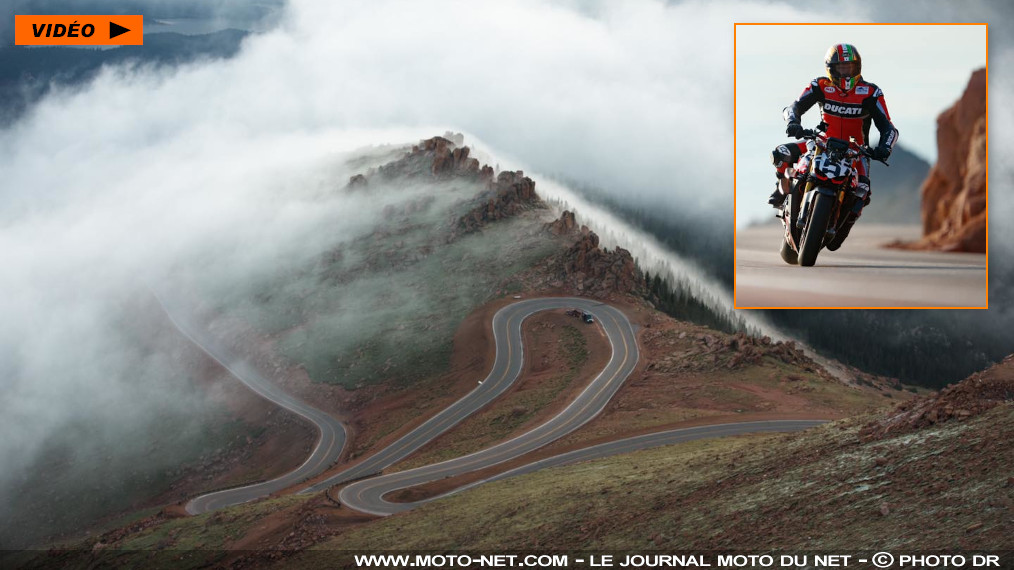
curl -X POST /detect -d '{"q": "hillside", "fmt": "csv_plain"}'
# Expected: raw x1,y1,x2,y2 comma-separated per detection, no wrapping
318,357,1013,553
1,133,639,549
7,135,914,563
21,356,1008,567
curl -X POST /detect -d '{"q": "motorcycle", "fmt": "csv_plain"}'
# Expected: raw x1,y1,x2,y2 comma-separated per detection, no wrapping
777,126,888,267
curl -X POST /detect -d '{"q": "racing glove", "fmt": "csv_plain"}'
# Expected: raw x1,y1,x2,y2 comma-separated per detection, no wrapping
786,123,805,138
871,146,891,161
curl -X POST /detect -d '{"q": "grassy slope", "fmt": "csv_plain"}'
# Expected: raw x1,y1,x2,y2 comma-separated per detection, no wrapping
31,405,1009,566
394,322,591,471
316,405,1013,552
20,326,1009,566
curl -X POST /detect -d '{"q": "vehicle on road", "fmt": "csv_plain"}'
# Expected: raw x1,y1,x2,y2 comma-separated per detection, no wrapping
565,308,594,323
777,126,888,266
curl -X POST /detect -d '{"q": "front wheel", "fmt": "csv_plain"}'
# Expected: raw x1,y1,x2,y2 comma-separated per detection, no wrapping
798,192,834,267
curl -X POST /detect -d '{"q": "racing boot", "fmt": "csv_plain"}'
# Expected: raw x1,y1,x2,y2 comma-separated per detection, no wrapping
768,188,786,208
827,176,871,251
767,178,791,208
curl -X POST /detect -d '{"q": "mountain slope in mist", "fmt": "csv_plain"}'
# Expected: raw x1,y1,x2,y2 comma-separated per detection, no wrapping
1,133,816,551
0,29,249,127
201,135,564,389
0,292,314,549
0,134,594,548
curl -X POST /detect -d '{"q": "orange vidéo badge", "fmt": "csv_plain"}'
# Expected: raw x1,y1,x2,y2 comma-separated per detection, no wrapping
14,15,143,46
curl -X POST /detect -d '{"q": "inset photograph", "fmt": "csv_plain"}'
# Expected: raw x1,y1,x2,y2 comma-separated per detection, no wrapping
734,23,988,309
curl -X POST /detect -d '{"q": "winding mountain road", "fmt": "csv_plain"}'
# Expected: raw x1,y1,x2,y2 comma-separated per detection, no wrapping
301,297,637,494
333,298,641,514
364,420,828,515
152,292,348,515
167,293,826,517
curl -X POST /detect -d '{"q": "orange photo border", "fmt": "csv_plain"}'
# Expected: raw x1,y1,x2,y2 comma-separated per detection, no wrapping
733,22,989,311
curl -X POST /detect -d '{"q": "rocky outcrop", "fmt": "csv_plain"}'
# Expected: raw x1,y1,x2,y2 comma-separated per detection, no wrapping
560,226,640,297
893,69,987,252
347,173,368,190
457,170,540,233
430,137,482,176
642,328,823,375
720,333,812,370
342,133,541,238
514,211,642,298
365,135,495,183
546,210,578,235
862,354,1014,441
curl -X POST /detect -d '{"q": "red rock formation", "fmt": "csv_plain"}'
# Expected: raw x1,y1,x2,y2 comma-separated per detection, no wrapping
457,170,541,233
546,210,577,235
371,135,494,183
641,328,820,375
431,140,481,176
346,134,536,236
559,225,641,297
862,354,1014,441
896,68,987,252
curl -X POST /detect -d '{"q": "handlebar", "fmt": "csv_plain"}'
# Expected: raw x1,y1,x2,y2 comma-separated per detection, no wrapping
861,147,890,166
799,129,889,166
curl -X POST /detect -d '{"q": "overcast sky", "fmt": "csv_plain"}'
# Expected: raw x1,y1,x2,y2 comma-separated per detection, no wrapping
736,23,987,229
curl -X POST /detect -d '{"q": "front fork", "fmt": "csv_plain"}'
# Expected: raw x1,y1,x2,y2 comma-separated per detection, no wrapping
795,147,822,230
796,148,858,239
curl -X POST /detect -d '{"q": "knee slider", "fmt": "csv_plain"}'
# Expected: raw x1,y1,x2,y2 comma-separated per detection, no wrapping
771,144,795,166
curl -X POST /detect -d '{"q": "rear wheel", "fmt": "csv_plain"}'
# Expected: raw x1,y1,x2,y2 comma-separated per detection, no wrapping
798,192,834,267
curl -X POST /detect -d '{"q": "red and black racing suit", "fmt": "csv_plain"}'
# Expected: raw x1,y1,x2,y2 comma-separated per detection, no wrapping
772,76,899,202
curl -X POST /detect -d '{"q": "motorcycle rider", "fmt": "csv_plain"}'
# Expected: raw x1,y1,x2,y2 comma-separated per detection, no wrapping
768,43,899,247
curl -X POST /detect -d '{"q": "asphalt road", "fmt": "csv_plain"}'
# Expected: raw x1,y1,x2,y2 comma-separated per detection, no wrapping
435,420,828,503
735,224,987,308
301,297,635,495
164,295,827,518
337,297,640,515
151,292,348,515
340,419,826,515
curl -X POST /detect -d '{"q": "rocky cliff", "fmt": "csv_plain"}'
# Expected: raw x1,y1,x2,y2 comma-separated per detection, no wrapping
457,170,540,234
561,227,640,296
349,134,495,186
897,68,987,252
534,210,641,297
